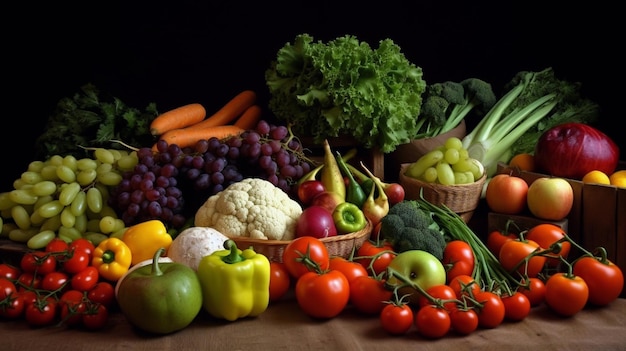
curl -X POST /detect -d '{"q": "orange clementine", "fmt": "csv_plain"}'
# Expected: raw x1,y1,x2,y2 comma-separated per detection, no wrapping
609,170,626,188
509,153,535,172
582,170,611,185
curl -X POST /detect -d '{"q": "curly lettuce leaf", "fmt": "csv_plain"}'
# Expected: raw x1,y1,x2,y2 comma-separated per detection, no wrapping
265,34,426,153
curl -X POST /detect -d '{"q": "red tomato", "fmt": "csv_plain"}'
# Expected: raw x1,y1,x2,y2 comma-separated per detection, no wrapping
71,266,99,292
295,270,350,319
268,262,291,302
573,256,624,306
87,281,116,308
518,277,546,307
20,251,57,275
0,263,22,280
18,290,38,307
525,223,570,267
486,230,518,257
474,290,505,329
329,256,368,284
59,289,86,309
380,303,414,335
41,271,69,292
17,272,42,291
415,305,451,339
501,291,531,321
45,238,69,253
485,174,528,214
450,308,479,335
349,275,392,315
61,250,90,275
0,277,17,299
0,292,25,319
544,272,589,316
499,239,546,278
82,303,109,330
449,274,480,298
25,297,58,327
417,284,457,313
442,240,475,283
356,240,396,276
282,236,330,279
69,238,95,261
60,301,86,327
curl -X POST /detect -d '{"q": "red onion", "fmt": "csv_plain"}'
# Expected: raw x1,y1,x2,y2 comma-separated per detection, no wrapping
534,122,620,180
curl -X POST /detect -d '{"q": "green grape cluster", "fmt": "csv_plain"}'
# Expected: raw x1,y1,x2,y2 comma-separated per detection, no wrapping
404,137,484,185
0,148,138,249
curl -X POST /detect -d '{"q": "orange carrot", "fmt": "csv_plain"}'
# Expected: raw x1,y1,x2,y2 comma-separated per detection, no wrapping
189,90,257,129
233,104,262,130
153,125,245,151
149,103,206,136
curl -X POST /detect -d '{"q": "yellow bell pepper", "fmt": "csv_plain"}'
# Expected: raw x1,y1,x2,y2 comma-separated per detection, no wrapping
92,237,132,281
122,219,172,266
197,240,270,321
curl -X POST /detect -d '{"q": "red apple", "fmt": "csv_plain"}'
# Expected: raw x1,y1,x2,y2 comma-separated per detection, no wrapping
526,177,574,221
310,191,343,213
297,180,326,205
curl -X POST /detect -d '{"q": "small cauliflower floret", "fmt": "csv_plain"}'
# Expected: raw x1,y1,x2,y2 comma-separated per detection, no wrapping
195,178,303,241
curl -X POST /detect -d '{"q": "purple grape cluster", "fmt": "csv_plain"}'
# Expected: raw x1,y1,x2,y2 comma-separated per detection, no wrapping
108,120,315,229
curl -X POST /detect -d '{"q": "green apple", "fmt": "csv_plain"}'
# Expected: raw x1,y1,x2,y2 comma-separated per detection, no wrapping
386,250,446,305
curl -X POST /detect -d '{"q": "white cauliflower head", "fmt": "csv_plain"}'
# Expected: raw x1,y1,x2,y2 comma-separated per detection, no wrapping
194,178,302,240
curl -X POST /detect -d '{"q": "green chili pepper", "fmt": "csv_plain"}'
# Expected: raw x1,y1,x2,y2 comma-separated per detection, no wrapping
332,202,367,234
335,151,367,208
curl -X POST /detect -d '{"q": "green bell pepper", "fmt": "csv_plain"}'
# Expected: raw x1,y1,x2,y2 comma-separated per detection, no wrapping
197,239,270,321
332,202,367,234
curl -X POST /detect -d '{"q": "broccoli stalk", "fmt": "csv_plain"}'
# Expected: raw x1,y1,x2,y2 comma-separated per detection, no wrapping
416,78,496,139
379,200,447,260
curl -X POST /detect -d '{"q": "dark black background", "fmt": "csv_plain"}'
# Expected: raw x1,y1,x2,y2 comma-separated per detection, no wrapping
3,1,622,190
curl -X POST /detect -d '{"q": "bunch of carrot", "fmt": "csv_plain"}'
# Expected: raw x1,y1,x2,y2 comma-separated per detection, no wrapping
149,90,262,151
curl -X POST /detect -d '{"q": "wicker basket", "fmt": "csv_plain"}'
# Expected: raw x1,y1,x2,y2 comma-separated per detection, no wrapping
230,219,373,262
399,163,486,222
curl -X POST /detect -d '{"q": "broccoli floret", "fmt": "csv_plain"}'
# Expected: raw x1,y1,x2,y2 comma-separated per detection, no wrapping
416,78,496,138
381,200,446,259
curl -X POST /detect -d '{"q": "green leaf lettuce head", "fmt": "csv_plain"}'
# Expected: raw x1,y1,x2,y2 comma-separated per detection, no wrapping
265,34,427,153
35,83,158,160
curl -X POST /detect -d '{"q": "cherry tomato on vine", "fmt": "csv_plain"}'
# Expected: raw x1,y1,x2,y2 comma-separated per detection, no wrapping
329,256,368,284
501,291,531,321
349,275,392,315
525,223,570,267
448,274,480,298
18,290,37,307
61,250,90,275
25,297,58,327
486,230,517,257
69,238,95,261
20,251,56,275
442,240,475,283
41,271,69,292
356,240,395,276
544,273,588,317
269,262,291,302
499,238,546,278
0,293,25,319
518,277,546,307
82,303,109,330
295,269,350,319
45,238,69,253
450,308,479,335
474,290,505,329
0,263,21,280
0,277,17,299
415,305,451,339
17,272,42,291
417,284,457,312
282,237,330,279
71,266,99,292
87,281,116,308
380,303,414,335
573,256,624,306
59,289,85,310
60,301,86,327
